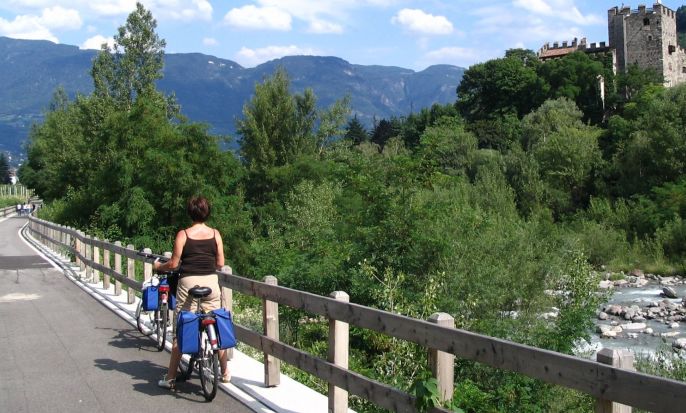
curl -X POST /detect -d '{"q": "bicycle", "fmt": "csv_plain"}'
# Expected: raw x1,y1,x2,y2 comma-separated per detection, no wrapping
135,252,177,351
176,285,221,401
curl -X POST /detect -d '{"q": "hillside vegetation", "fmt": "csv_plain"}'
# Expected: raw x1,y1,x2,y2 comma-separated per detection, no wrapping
19,4,686,413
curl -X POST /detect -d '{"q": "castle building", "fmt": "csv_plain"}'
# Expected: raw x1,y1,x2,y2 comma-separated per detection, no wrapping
539,3,686,87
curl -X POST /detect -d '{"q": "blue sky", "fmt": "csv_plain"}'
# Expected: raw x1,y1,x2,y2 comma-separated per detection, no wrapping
0,1,683,70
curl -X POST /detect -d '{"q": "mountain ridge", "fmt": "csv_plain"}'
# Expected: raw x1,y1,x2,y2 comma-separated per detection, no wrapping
0,36,464,161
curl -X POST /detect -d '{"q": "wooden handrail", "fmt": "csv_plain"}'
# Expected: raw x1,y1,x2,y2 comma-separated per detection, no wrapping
26,215,686,413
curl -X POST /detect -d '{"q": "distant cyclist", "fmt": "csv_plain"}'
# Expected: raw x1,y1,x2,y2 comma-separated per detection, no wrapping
155,195,231,388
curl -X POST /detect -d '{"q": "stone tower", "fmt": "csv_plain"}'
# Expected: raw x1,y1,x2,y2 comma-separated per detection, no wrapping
608,3,686,86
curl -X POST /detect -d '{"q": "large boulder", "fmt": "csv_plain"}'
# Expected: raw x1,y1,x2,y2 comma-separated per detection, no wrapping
663,286,678,299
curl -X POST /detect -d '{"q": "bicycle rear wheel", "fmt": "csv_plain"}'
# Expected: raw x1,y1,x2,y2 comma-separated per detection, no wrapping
198,332,219,401
135,300,153,336
155,303,168,351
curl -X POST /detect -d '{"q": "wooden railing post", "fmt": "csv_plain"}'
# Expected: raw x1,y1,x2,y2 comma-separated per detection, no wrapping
328,291,350,413
220,265,234,360
143,247,152,283
93,237,101,284
76,231,84,272
428,312,455,404
595,348,634,413
114,241,122,296
84,234,92,281
103,242,111,290
126,244,135,304
263,275,280,387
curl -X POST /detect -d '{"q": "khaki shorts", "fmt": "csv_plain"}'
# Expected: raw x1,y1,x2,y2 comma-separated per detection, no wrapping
175,274,221,313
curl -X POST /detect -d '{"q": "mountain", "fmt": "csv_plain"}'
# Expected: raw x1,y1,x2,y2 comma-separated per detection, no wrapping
0,36,464,162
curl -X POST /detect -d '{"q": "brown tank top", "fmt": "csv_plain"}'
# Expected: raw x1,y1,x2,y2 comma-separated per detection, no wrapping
179,229,217,275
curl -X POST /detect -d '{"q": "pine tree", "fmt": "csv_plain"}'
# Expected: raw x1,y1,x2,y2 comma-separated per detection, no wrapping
344,115,368,145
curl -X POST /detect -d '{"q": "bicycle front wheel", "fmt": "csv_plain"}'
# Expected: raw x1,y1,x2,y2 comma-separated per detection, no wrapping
199,333,219,401
136,300,153,336
155,303,168,351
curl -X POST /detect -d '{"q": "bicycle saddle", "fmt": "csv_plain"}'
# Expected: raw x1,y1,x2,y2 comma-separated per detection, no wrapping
189,286,212,298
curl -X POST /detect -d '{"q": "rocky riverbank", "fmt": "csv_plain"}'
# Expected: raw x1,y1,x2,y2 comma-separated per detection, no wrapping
595,270,686,351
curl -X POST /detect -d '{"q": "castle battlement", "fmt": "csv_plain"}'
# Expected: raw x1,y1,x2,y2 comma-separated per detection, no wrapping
608,3,675,18
540,2,686,87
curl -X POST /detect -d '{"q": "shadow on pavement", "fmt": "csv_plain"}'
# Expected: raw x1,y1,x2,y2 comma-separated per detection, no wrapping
99,326,167,353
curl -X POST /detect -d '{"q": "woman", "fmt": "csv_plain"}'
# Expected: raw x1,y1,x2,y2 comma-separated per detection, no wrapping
155,195,230,388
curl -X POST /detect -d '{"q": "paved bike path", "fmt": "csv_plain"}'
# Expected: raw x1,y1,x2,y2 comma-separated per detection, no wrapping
0,216,256,413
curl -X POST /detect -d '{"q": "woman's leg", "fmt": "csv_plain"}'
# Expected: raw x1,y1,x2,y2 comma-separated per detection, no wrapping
219,349,229,380
166,339,182,380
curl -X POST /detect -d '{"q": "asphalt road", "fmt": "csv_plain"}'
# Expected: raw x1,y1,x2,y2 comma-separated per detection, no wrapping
0,215,254,413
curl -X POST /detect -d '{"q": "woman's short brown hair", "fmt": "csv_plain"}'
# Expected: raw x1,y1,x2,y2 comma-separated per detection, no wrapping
187,196,211,222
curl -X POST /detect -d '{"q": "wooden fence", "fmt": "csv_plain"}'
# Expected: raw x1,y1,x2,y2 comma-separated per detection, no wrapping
0,184,33,198
1,205,15,217
26,215,686,413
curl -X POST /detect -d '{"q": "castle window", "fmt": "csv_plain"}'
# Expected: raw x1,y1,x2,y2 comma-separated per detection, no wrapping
648,35,652,41
643,18,650,26
682,67,686,74
669,44,676,54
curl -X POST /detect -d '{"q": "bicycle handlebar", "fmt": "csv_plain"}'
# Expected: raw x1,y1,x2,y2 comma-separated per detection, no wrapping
136,250,169,263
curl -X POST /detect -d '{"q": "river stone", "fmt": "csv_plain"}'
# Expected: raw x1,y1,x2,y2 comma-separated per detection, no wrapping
662,331,680,338
644,328,654,334
674,338,686,349
605,304,623,316
621,322,647,331
598,280,614,289
663,286,678,299
614,279,629,287
670,322,680,329
598,312,608,320
629,269,644,277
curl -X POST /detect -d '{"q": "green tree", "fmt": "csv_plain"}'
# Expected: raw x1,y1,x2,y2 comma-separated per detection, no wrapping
538,51,608,124
526,99,603,215
91,2,166,109
456,54,547,123
370,117,401,149
677,6,686,48
238,67,349,173
345,115,368,145
609,84,686,197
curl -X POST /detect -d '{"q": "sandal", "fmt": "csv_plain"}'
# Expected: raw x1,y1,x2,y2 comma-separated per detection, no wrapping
221,372,231,383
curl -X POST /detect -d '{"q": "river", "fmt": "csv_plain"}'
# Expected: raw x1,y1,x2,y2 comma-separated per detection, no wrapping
588,279,686,356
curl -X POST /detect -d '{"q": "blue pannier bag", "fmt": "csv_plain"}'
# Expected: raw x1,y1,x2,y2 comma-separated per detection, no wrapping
177,311,200,354
141,285,159,311
212,308,237,349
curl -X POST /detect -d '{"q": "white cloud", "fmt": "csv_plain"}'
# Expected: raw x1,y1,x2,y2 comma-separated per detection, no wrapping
236,44,320,67
392,9,453,35
40,6,82,29
6,0,212,20
87,0,137,16
307,19,343,34
80,34,114,50
202,37,217,46
154,0,212,21
512,0,603,25
0,6,82,42
0,15,58,42
513,0,553,15
224,5,292,31
424,46,479,64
